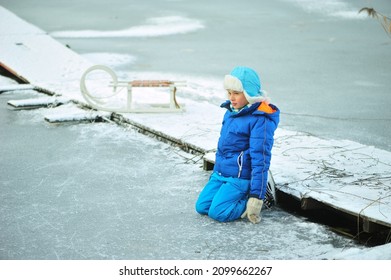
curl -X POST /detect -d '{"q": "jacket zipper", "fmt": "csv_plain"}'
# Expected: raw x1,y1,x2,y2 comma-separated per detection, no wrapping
237,151,244,178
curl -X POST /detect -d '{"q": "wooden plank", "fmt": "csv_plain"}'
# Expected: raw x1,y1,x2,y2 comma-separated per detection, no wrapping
0,84,35,93
301,197,325,210
7,97,68,109
203,159,215,171
203,152,216,171
44,111,111,123
130,80,173,87
362,217,384,233
0,62,29,84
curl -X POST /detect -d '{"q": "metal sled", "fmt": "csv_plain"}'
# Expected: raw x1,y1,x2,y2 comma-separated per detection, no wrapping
80,65,185,113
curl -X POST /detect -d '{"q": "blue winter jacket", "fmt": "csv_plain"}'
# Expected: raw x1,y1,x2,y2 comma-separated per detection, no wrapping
213,101,280,199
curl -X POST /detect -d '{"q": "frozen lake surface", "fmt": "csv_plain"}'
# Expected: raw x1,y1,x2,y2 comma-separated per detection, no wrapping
0,89,365,260
1,0,390,151
1,0,390,261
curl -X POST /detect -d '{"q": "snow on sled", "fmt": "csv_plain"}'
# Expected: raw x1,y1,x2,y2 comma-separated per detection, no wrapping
80,65,186,113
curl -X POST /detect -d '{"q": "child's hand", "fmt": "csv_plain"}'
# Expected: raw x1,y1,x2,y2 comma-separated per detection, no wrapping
241,197,263,224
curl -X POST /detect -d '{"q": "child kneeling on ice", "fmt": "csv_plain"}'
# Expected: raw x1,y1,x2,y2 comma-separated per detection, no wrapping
195,66,280,224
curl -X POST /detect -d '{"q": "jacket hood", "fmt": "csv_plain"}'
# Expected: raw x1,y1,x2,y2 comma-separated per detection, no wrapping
254,102,280,126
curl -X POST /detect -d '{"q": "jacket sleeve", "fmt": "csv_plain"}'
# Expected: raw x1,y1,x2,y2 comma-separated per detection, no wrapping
248,116,276,199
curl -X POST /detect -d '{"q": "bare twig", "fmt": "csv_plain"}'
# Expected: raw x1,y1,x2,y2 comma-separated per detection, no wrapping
359,7,391,38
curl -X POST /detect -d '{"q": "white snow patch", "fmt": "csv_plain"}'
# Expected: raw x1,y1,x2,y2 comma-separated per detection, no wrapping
51,16,204,38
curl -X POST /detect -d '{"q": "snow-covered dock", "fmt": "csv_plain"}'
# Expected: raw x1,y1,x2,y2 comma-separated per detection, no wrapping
1,5,390,240
7,96,69,109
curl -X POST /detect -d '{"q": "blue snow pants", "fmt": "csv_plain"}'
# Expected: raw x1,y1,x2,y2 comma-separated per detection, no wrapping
195,172,250,222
